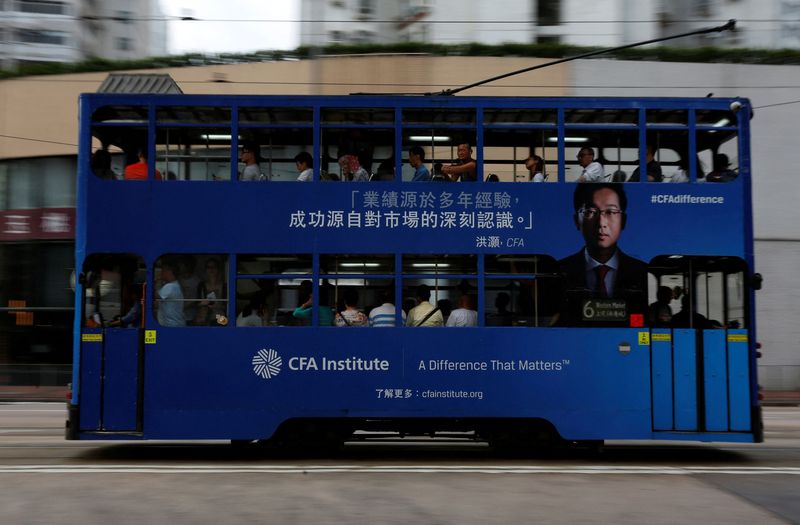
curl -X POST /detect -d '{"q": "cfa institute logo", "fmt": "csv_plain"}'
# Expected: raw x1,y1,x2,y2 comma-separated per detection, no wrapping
252,348,282,380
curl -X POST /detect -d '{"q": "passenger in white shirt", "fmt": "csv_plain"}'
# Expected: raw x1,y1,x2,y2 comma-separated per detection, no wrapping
525,154,546,182
295,151,313,182
576,147,605,183
446,294,478,327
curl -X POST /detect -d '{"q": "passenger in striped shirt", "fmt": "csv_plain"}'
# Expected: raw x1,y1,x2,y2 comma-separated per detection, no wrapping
368,289,406,327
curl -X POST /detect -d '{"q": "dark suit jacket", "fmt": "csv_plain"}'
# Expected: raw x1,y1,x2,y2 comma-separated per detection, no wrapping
557,248,648,326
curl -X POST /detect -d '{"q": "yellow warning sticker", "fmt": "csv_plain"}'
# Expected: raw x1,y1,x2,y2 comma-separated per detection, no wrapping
651,333,672,342
638,332,650,345
144,330,157,345
727,333,748,343
81,333,102,343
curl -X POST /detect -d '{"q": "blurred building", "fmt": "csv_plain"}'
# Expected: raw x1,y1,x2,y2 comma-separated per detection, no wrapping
300,0,800,50
0,0,167,70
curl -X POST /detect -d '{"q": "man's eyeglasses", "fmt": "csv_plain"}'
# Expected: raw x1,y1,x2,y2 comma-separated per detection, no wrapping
578,207,623,220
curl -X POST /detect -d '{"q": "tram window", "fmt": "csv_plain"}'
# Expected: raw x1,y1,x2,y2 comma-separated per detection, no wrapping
321,108,393,125
155,254,229,327
235,254,311,327
565,129,639,183
697,131,738,183
81,253,145,328
402,254,477,326
648,256,747,329
402,278,478,327
482,128,558,183
484,108,557,126
484,255,560,327
155,128,231,181
237,128,313,182
320,255,396,326
402,108,477,182
322,128,394,182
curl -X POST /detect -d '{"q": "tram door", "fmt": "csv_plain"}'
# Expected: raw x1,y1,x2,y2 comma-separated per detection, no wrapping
648,257,753,434
78,255,144,433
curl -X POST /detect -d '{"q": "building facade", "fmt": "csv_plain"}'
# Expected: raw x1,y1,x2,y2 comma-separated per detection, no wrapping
300,0,800,50
0,0,167,70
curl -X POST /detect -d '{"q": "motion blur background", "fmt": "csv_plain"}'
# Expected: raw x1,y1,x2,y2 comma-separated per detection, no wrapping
0,0,798,397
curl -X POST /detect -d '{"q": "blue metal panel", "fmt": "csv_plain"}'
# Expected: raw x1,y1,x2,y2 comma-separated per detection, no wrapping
102,329,140,431
703,330,728,431
650,330,673,430
673,329,697,431
141,328,652,440
79,330,103,431
727,329,751,431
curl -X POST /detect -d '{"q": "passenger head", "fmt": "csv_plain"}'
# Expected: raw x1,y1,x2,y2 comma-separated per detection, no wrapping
713,153,730,172
572,183,628,260
486,174,499,182
495,292,510,312
240,141,260,164
457,143,472,161
160,259,178,282
409,145,425,166
136,147,148,162
415,284,431,303
204,258,222,278
378,288,393,305
576,147,595,168
294,151,313,171
91,149,111,170
458,294,475,309
525,155,544,178
343,288,359,308
433,162,444,175
656,286,672,304
645,144,657,161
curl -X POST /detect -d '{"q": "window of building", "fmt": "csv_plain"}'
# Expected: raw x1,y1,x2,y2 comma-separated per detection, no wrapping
116,10,133,24
16,29,67,45
116,37,133,51
18,0,65,15
537,0,559,26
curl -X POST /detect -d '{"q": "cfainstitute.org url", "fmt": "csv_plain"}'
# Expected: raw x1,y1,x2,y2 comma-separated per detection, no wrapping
421,389,484,400
651,194,724,204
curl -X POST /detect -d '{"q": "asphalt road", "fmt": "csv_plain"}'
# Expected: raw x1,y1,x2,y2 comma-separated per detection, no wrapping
0,404,798,524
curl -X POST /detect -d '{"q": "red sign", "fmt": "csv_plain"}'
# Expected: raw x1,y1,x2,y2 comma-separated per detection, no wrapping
0,208,75,240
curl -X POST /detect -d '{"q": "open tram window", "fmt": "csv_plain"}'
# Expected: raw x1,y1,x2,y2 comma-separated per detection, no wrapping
482,108,557,182
321,254,395,327
91,106,151,181
401,254,477,326
155,254,229,327
484,255,560,327
563,108,638,183
154,127,232,181
239,107,314,181
648,256,748,329
321,108,394,182
644,110,690,183
402,108,477,182
81,253,145,328
696,112,739,183
235,254,311,327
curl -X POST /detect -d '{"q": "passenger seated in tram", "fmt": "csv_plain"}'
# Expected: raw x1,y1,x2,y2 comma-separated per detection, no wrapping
441,143,477,182
124,147,162,181
334,288,369,327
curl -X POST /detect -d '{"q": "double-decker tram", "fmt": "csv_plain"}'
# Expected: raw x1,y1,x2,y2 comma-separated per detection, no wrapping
67,93,762,447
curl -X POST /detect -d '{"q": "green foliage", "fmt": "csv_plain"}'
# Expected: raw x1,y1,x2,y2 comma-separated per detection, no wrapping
3,43,800,79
